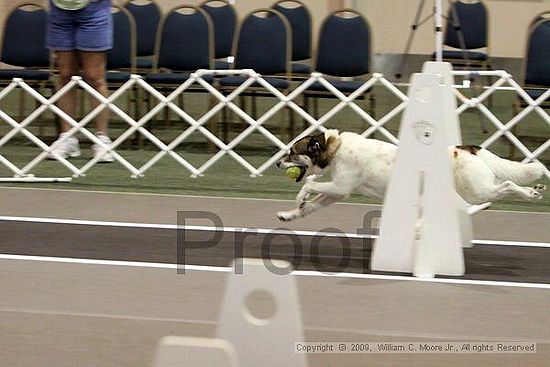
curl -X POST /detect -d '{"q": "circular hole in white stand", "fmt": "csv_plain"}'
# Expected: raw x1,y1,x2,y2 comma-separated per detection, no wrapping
244,289,277,325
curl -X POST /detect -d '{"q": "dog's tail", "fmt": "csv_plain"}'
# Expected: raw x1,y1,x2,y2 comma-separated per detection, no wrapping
477,148,545,185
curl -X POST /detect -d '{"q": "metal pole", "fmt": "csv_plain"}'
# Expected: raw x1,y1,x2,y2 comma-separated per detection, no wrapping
434,0,443,61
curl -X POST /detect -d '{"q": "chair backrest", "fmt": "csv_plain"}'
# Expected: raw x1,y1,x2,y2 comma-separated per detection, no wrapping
527,11,550,30
199,0,237,59
524,15,550,87
154,5,214,72
123,0,161,58
232,9,291,76
444,0,488,50
272,0,311,61
314,9,370,77
107,5,137,71
1,3,49,68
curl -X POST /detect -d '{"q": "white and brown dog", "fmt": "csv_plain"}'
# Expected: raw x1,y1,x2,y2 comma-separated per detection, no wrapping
276,129,546,222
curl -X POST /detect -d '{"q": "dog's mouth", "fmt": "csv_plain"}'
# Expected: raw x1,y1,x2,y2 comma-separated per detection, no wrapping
294,166,307,183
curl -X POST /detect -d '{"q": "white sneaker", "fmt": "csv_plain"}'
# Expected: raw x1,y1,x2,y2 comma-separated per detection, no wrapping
93,133,115,163
48,132,80,160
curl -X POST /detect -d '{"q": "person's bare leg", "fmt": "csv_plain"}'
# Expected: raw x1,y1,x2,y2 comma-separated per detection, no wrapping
79,51,109,135
56,51,79,133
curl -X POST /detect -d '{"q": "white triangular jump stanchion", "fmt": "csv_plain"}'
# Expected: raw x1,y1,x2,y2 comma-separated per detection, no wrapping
423,61,474,249
371,67,467,278
421,62,461,145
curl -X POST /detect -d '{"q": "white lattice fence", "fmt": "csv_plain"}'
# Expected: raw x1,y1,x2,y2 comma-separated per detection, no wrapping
453,70,550,179
0,69,548,181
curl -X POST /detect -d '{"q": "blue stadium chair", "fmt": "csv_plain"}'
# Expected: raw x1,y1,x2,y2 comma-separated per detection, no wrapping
438,0,490,68
510,13,550,158
104,5,139,137
106,5,137,84
0,3,50,81
219,9,290,89
199,0,237,70
143,5,215,140
0,3,52,123
217,9,292,141
523,16,550,95
145,5,214,85
304,9,373,119
436,0,493,125
123,0,161,72
272,0,312,75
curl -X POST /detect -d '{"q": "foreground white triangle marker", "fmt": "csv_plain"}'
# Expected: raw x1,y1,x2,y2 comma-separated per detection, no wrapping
217,258,307,367
371,71,465,278
154,258,307,367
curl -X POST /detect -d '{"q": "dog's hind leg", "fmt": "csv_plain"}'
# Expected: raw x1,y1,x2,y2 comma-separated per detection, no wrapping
533,183,547,192
467,202,493,215
277,194,342,222
491,180,544,201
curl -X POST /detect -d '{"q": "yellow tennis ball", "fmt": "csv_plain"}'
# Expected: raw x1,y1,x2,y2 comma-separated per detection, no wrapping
286,166,302,180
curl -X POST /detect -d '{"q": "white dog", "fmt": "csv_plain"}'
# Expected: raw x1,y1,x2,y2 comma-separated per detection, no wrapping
276,130,546,222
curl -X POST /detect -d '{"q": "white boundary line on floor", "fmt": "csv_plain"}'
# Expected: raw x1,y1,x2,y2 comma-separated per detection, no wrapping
0,185,300,203
2,186,550,214
1,215,550,248
1,254,550,290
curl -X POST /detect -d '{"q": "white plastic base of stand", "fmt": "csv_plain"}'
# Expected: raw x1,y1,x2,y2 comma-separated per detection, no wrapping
153,337,237,367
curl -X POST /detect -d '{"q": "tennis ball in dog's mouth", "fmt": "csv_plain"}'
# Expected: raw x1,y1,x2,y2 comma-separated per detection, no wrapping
286,166,302,180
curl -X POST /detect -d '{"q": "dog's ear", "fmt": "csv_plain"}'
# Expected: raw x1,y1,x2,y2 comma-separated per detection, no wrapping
307,133,326,155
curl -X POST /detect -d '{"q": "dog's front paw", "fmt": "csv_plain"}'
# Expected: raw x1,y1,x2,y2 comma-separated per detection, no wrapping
277,209,299,222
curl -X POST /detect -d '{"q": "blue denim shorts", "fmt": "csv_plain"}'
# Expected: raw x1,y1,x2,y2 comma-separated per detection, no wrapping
46,0,113,52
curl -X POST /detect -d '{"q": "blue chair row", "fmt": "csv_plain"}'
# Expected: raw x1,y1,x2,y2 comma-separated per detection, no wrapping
123,0,309,75
140,6,372,138
142,6,371,91
123,0,237,71
139,6,291,143
0,2,369,100
0,3,373,142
